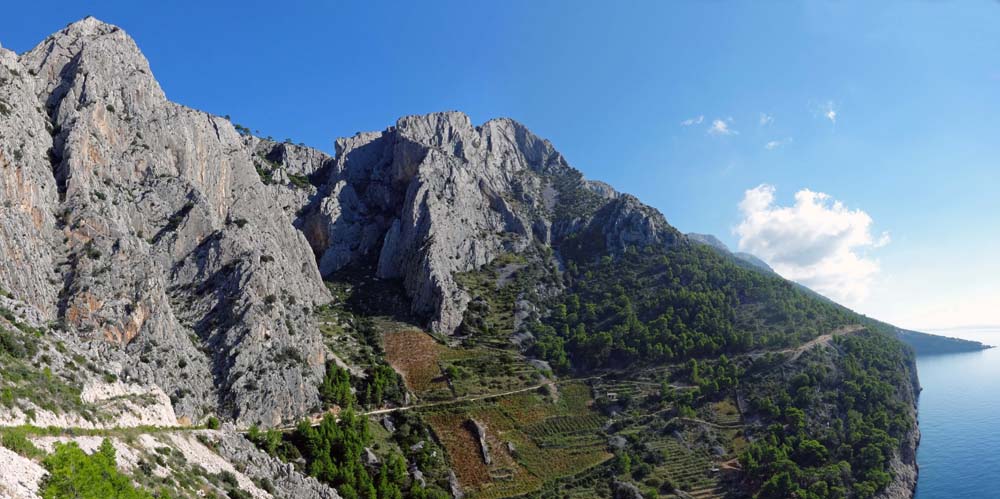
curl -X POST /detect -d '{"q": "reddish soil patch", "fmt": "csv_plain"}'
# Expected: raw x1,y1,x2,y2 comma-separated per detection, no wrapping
426,412,491,488
384,329,449,394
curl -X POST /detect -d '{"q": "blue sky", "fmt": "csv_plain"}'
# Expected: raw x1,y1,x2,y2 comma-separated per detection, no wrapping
3,1,999,332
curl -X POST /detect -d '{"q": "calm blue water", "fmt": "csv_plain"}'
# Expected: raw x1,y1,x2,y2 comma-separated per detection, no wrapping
915,329,1000,499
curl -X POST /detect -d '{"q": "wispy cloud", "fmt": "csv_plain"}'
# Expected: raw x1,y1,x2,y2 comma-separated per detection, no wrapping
708,118,738,136
824,101,837,123
736,184,889,305
680,115,704,126
759,113,774,126
764,137,793,150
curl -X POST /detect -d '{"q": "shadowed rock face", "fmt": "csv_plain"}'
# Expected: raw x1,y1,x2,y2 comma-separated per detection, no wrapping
0,17,682,425
300,112,680,335
302,112,559,334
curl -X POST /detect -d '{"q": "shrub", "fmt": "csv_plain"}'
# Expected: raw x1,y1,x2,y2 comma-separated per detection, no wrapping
0,428,44,459
0,328,39,359
84,243,101,260
288,173,311,189
41,439,152,498
205,416,220,429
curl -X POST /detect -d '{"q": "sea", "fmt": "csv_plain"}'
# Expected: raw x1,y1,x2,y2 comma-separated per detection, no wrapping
914,327,1000,499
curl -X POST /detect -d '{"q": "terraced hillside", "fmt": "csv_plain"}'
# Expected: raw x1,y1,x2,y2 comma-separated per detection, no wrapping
0,17,922,499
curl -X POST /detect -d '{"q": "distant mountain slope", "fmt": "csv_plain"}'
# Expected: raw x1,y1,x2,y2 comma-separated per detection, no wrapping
688,232,776,273
894,328,992,355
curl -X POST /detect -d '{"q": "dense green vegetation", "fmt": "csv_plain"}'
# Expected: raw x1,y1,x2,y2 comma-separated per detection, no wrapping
0,426,45,459
248,411,449,499
41,439,153,499
252,360,449,499
320,362,354,408
531,243,855,371
319,359,406,411
740,331,916,498
296,411,380,499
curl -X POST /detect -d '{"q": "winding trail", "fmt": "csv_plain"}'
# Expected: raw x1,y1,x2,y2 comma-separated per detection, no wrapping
779,324,865,362
271,376,604,432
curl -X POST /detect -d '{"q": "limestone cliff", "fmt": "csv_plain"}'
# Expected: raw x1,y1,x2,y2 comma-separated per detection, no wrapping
299,112,679,335
2,18,330,426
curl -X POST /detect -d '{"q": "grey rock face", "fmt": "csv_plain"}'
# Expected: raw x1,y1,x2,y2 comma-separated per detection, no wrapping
300,113,561,333
469,419,491,465
301,112,679,335
612,480,645,499
0,42,62,319
2,18,330,426
244,136,333,222
686,233,730,253
213,425,342,499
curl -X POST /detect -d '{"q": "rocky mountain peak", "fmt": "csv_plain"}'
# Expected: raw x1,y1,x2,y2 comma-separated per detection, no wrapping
301,109,679,335
20,16,164,118
61,16,119,37
1,17,682,424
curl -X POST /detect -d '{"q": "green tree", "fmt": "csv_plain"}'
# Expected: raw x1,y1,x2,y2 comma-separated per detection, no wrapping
41,439,153,499
321,362,355,408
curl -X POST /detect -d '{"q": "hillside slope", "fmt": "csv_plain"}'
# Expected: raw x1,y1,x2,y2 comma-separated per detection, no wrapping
1,17,919,499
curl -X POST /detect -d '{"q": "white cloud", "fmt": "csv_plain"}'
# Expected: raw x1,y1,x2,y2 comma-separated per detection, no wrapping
759,113,774,126
708,118,737,136
764,137,793,150
735,184,889,305
681,115,704,126
824,101,837,123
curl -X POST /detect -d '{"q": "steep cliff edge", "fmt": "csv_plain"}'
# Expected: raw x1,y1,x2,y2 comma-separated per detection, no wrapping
876,358,920,499
2,18,331,426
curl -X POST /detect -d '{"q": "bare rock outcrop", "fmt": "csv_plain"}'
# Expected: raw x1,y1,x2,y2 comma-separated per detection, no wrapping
212,425,343,499
2,18,331,426
301,112,679,335
0,41,62,319
469,418,491,465
0,444,47,499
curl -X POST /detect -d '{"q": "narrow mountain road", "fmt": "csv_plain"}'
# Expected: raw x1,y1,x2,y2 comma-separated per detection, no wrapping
269,375,605,432
362,381,553,416
293,325,866,431
780,324,865,362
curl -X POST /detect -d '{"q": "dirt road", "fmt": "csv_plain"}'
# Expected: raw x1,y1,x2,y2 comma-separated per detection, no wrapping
780,324,866,362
